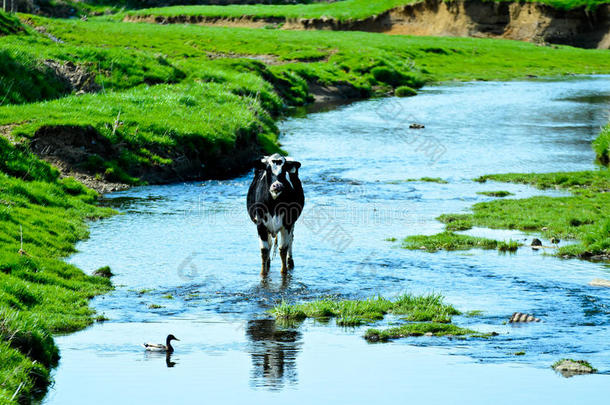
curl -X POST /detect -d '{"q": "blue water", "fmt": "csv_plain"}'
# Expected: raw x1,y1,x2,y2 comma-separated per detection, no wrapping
45,77,610,404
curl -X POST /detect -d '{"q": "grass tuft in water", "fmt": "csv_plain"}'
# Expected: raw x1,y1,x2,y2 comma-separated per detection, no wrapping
92,266,113,278
464,310,484,317
477,190,514,197
271,294,460,326
551,358,597,372
364,323,485,342
497,239,520,252
397,177,449,184
402,232,498,252
271,301,307,322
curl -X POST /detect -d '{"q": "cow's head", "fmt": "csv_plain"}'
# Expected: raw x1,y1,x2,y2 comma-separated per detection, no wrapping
255,153,301,199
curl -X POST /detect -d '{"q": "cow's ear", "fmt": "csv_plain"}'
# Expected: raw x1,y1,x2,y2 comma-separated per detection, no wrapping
253,156,268,170
286,160,301,174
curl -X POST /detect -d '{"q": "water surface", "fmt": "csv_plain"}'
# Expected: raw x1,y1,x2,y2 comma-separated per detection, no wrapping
45,77,610,404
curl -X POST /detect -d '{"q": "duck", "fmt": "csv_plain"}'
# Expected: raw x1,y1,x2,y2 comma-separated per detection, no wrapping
143,334,180,353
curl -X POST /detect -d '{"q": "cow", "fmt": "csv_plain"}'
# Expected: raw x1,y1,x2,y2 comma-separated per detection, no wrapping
247,153,304,276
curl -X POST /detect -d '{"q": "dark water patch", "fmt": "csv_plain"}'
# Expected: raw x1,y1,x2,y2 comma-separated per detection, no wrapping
558,94,610,104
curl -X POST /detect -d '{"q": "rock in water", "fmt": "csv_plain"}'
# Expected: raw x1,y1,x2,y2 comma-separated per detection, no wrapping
531,238,542,247
509,312,541,323
409,123,425,129
589,278,610,288
553,359,596,377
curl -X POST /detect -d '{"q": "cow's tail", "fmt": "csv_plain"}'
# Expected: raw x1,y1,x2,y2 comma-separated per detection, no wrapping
272,235,278,260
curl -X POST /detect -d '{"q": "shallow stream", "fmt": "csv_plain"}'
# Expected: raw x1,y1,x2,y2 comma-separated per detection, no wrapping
45,77,610,404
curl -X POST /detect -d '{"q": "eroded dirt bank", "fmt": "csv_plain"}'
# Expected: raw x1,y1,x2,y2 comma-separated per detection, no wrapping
26,125,267,193
125,0,610,49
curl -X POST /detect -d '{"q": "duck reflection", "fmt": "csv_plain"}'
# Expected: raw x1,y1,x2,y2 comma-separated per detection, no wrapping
165,353,176,368
142,350,178,368
246,319,302,390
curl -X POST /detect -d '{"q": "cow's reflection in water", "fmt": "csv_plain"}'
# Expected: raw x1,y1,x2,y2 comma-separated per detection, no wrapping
246,319,302,390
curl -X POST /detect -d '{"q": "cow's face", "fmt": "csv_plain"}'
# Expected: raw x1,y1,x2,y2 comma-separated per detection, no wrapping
256,153,301,199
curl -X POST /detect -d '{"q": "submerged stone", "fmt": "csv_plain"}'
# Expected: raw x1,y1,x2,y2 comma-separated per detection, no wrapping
588,278,610,288
553,360,596,377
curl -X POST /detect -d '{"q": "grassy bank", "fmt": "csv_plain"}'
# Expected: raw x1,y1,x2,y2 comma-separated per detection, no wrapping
0,145,114,402
123,0,610,21
2,15,607,185
124,0,415,20
32,17,610,82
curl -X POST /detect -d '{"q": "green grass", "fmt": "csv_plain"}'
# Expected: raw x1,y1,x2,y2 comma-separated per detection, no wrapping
395,85,417,97
425,169,610,259
271,293,460,326
389,177,448,184
402,231,522,252
0,11,24,36
477,190,514,197
475,169,610,193
497,239,520,252
271,294,478,342
364,323,485,342
0,46,69,106
2,19,184,103
0,175,114,401
472,172,609,258
0,124,115,402
402,231,500,252
25,16,610,85
123,0,610,22
124,0,419,21
414,177,448,184
440,214,474,231
0,81,281,184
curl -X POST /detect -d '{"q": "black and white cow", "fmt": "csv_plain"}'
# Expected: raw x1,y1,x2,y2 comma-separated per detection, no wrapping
247,153,304,276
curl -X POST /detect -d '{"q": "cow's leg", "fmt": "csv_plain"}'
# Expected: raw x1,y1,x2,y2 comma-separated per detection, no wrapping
287,227,295,270
279,225,293,274
257,224,271,277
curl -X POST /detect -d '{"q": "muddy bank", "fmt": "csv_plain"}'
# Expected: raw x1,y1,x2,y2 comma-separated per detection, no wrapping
27,124,267,193
125,0,610,49
385,0,610,49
